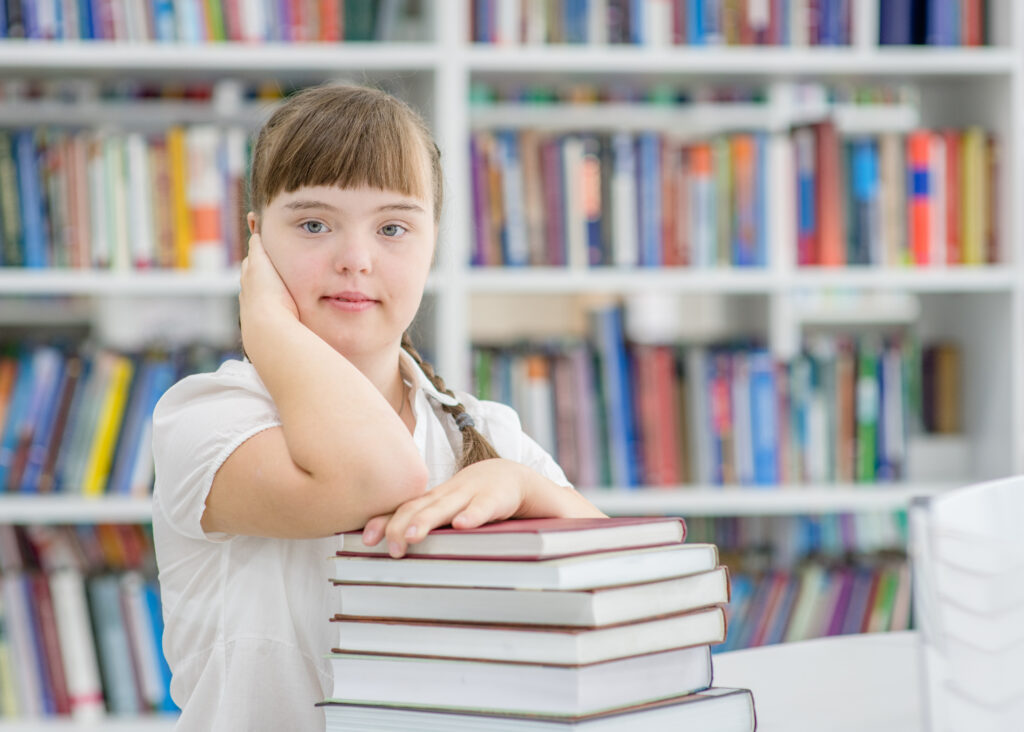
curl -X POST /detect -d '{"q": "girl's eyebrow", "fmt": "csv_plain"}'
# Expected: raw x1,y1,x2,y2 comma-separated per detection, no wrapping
283,200,339,212
374,202,426,214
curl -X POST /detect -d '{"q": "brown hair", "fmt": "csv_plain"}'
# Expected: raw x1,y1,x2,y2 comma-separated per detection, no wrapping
248,82,500,470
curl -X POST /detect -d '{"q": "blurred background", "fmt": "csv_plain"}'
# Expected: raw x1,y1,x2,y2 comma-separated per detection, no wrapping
0,0,1017,725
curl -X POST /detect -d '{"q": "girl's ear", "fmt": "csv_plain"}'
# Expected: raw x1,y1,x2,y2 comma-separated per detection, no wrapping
247,212,259,235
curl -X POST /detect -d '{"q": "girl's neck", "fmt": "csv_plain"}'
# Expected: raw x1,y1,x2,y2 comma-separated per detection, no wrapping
347,345,409,418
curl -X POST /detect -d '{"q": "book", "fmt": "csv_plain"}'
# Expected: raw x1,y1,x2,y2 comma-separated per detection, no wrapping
321,687,756,731
340,517,685,559
327,645,713,716
333,566,729,627
332,543,720,591
331,606,726,665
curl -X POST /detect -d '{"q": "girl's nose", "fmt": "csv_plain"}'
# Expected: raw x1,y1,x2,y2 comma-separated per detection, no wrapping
332,234,373,274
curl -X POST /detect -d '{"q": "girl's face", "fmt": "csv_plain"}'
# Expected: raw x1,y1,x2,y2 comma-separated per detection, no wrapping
255,184,435,360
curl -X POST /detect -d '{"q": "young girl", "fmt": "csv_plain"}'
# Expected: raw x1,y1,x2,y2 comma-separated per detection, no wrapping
151,83,605,730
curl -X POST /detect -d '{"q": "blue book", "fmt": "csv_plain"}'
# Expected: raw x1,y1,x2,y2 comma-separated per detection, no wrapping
851,138,878,265
582,135,603,266
88,0,103,39
87,574,140,715
52,354,92,493
14,131,46,268
152,0,176,41
764,574,800,646
0,352,33,492
564,0,588,43
637,132,661,266
21,0,38,38
474,0,490,42
0,0,7,37
687,0,703,45
143,581,179,712
754,133,767,266
591,306,639,488
496,131,527,266
19,348,66,493
879,0,913,44
749,350,778,486
629,0,644,44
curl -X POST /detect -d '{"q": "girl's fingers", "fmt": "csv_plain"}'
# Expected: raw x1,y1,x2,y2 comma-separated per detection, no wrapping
361,514,392,547
384,489,477,557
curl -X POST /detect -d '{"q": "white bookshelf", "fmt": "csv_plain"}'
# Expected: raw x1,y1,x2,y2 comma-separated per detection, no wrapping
1,1,1023,724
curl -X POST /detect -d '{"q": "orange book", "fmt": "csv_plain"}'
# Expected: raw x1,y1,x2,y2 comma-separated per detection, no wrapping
320,0,341,41
942,130,961,264
907,130,932,266
815,122,844,266
167,127,191,269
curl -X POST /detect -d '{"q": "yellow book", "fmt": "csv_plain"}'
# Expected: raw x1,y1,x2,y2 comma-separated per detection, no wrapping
80,356,134,497
0,622,17,716
961,126,986,265
167,126,191,269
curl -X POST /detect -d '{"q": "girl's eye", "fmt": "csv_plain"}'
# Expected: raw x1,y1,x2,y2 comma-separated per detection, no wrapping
301,220,328,234
380,223,408,238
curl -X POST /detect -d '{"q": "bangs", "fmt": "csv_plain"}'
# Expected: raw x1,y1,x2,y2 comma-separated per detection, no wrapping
250,86,438,219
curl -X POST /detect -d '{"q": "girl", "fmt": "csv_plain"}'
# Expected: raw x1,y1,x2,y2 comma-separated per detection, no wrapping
151,83,605,731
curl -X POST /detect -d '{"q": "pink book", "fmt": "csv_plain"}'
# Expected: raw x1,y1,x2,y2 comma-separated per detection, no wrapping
339,517,687,560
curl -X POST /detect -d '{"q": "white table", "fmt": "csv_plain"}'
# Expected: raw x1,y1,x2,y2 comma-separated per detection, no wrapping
713,631,924,732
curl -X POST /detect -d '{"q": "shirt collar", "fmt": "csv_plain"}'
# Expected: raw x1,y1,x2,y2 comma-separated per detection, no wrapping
398,348,461,407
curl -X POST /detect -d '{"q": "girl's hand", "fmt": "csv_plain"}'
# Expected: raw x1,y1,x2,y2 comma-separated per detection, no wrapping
239,232,300,353
361,458,607,557
361,458,530,558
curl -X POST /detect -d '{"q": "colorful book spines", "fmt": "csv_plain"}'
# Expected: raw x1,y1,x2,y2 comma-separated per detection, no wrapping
0,345,235,496
0,0,407,41
472,328,949,488
795,125,997,267
471,0,854,45
880,0,987,46
470,128,767,268
0,125,248,271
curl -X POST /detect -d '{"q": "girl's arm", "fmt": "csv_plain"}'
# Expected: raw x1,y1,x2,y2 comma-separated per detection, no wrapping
361,458,607,557
201,234,429,539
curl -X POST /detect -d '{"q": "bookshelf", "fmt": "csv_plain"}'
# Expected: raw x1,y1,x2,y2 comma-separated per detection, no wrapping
0,0,1022,725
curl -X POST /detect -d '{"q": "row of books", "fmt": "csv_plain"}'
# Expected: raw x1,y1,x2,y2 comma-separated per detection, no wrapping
721,559,912,652
0,343,235,496
0,523,174,718
0,0,416,43
470,0,854,46
326,516,755,730
685,512,909,566
0,126,248,270
473,316,957,487
470,129,768,268
470,123,997,269
795,123,997,267
879,0,987,46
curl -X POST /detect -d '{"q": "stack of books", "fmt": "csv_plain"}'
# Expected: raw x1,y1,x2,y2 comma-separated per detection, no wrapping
320,517,755,730
911,477,1024,732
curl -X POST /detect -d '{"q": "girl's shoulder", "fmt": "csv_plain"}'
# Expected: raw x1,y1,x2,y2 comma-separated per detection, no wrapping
155,358,273,418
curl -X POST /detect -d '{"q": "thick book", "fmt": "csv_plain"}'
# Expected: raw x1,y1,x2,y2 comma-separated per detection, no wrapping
339,517,685,560
327,645,712,717
331,606,726,666
334,566,729,627
331,543,719,591
321,687,756,732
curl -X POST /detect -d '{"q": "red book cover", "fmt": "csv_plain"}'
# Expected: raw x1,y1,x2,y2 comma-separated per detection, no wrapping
963,0,983,46
289,0,306,41
30,572,72,715
541,136,566,266
337,517,687,560
632,346,658,485
652,346,682,485
907,130,931,266
943,129,961,264
223,0,243,41
321,0,342,40
672,0,685,44
815,122,845,266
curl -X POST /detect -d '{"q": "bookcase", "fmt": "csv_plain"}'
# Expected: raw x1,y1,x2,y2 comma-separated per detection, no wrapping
0,0,1021,727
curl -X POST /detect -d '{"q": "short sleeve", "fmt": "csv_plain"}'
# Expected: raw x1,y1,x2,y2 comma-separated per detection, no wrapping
151,360,282,543
467,396,573,490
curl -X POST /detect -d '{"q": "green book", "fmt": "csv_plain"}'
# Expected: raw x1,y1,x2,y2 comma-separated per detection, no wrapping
0,131,23,267
856,337,880,483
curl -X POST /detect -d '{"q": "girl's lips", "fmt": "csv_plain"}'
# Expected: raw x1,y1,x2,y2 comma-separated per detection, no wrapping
323,295,378,312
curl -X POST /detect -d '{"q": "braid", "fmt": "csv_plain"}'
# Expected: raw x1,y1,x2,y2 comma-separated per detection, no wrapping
401,332,501,470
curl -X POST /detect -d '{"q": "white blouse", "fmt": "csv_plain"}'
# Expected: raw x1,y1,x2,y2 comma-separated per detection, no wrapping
151,351,571,731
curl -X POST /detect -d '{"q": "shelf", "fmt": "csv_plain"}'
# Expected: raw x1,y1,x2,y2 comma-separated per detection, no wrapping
785,266,1018,293
466,46,1018,78
0,99,272,128
0,495,154,524
0,716,177,731
464,267,776,294
0,269,242,296
581,484,953,516
0,41,438,75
